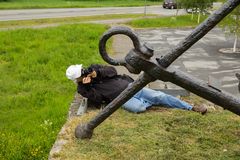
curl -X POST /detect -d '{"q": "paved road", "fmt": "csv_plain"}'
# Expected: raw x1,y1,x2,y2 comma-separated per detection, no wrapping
113,28,240,96
0,2,223,22
0,6,186,21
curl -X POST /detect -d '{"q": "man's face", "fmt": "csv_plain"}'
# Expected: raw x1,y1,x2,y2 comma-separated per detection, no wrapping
76,76,83,83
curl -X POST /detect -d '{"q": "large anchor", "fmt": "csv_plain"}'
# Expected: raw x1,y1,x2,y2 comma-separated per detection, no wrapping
75,0,240,139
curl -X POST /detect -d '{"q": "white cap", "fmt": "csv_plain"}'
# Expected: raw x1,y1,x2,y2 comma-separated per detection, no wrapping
66,64,82,82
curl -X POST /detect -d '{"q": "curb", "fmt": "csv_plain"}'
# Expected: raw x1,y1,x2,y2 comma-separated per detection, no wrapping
48,93,85,160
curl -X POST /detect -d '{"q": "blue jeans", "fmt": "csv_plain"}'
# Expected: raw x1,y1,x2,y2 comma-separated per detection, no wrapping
122,87,193,113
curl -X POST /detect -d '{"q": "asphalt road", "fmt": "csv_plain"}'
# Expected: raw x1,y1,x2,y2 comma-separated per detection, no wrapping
0,5,186,21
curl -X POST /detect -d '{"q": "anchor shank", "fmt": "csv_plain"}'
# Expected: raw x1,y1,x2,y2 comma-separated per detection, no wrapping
86,73,154,130
169,69,240,115
157,0,240,68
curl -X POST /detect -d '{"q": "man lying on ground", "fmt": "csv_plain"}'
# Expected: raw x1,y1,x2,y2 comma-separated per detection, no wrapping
66,64,207,114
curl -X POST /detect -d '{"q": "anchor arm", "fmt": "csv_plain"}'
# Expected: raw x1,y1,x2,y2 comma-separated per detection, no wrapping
157,0,240,68
168,68,240,115
125,51,240,115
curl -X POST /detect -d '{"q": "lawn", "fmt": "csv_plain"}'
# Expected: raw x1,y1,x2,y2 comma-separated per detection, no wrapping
55,96,240,159
0,11,239,159
0,23,107,159
0,0,162,9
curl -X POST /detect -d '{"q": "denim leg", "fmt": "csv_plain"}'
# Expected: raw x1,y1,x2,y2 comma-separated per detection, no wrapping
123,95,151,113
138,88,193,110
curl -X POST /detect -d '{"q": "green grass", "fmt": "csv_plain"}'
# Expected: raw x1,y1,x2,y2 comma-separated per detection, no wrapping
57,101,240,159
0,9,239,159
0,24,107,159
127,14,208,28
0,0,161,9
0,14,151,29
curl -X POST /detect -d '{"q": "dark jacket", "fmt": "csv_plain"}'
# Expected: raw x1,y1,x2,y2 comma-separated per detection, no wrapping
77,64,134,106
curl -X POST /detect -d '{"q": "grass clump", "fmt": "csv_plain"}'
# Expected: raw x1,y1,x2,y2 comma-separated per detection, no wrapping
0,24,107,159
127,15,208,28
0,0,161,9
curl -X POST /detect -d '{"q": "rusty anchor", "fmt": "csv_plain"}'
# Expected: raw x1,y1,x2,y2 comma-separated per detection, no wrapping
75,0,240,139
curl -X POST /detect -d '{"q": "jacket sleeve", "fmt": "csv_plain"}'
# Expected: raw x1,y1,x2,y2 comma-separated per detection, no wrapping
77,83,103,105
89,64,117,79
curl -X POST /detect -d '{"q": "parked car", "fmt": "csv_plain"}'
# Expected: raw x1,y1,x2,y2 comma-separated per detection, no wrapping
162,0,178,9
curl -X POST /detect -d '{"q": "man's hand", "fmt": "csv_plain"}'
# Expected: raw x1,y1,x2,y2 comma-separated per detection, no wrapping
82,77,91,84
81,71,97,84
87,71,97,78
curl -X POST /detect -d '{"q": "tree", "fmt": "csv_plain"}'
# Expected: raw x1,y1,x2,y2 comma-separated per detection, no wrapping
221,5,240,53
179,0,213,23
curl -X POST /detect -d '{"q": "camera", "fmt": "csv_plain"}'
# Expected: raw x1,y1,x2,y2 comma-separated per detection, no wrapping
81,68,93,77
